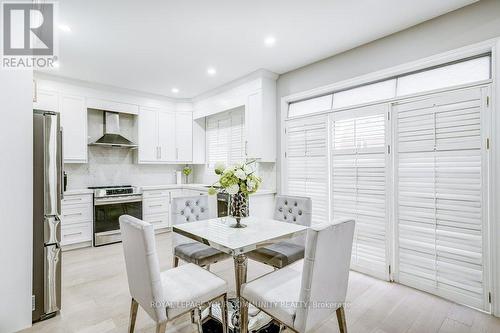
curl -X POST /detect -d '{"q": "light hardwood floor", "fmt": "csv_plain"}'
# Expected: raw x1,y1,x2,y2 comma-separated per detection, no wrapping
22,232,500,333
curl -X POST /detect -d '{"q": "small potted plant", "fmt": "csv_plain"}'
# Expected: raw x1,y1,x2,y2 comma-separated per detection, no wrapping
182,165,192,184
208,160,261,228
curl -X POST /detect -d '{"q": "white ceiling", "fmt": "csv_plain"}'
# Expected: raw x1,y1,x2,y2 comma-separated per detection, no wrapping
50,0,477,98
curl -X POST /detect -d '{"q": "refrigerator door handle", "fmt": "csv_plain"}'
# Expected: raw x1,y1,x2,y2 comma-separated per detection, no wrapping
44,113,60,216
44,245,61,314
44,216,61,245
58,127,64,204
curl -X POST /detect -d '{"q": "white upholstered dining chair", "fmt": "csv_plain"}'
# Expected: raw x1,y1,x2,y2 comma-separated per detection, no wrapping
246,195,312,269
171,195,231,269
119,215,228,333
241,218,355,333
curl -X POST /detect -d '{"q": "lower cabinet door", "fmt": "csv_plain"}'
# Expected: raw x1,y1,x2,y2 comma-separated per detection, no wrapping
144,213,169,229
143,197,169,216
61,223,92,246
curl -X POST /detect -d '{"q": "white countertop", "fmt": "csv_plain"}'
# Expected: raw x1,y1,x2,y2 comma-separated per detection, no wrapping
139,184,276,196
139,183,210,191
64,184,276,196
64,188,94,195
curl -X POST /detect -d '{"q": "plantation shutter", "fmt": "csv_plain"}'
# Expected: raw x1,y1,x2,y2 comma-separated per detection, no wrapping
229,110,246,165
331,104,390,280
285,115,329,225
206,109,245,166
394,86,489,310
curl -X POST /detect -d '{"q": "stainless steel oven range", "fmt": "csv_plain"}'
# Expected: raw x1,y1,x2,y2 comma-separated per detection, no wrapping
90,185,142,246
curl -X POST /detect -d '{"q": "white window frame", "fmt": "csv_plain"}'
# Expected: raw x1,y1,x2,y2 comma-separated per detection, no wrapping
280,38,500,316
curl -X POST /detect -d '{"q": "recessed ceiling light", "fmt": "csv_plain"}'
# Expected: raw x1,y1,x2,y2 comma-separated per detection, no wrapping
58,24,71,33
207,67,216,76
264,36,276,47
171,88,179,94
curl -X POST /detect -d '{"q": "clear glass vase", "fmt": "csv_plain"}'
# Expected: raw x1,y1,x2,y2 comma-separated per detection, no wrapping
229,192,249,228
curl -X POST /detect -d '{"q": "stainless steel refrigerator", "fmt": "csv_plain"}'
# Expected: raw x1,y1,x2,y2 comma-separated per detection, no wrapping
33,110,63,322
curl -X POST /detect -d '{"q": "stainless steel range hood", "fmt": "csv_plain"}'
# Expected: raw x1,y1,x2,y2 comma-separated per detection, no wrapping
89,112,138,148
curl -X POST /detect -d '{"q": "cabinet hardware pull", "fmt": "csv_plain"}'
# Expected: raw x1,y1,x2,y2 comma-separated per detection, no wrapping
149,204,163,208
64,212,83,217
65,232,83,236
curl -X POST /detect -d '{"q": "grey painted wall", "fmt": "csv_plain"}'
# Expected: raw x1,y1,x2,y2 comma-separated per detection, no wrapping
276,0,500,190
277,0,500,98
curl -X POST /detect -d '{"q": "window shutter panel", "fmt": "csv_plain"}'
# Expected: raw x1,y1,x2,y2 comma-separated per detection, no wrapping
229,110,246,165
331,104,389,280
395,87,488,310
285,116,329,225
206,109,245,167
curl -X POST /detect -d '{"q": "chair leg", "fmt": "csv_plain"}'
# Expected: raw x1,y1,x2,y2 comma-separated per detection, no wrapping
156,322,167,333
194,307,203,333
173,256,179,268
336,306,347,333
191,309,196,323
128,298,139,333
239,298,249,333
220,294,228,333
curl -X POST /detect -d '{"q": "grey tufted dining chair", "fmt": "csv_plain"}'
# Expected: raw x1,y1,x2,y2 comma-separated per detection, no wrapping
171,195,230,270
247,195,312,269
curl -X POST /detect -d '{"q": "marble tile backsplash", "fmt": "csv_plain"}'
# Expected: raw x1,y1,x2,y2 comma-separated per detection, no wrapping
64,147,184,189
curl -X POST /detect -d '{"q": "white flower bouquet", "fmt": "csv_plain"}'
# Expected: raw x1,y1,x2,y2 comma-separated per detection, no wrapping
208,160,261,228
208,160,262,196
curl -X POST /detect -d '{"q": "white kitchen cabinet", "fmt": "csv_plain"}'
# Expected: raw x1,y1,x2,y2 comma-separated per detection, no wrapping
193,75,277,163
86,97,139,115
175,112,193,162
138,107,191,163
33,88,58,112
244,81,276,162
192,118,206,164
158,110,176,162
138,106,158,163
60,94,87,163
142,189,170,231
142,187,210,231
33,87,88,164
61,193,93,249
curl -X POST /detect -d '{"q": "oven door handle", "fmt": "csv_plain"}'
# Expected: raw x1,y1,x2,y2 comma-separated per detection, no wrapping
94,197,143,206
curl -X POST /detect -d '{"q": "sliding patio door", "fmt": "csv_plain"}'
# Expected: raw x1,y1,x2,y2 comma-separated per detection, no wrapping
394,86,490,310
284,115,329,225
331,104,391,280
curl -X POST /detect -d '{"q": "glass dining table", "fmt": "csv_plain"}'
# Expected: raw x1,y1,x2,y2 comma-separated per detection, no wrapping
173,216,308,333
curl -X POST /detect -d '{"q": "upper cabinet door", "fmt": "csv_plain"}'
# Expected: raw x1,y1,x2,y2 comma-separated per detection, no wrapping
245,90,262,160
33,89,59,112
175,112,193,162
138,106,159,163
157,110,176,162
138,107,160,163
60,94,87,163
